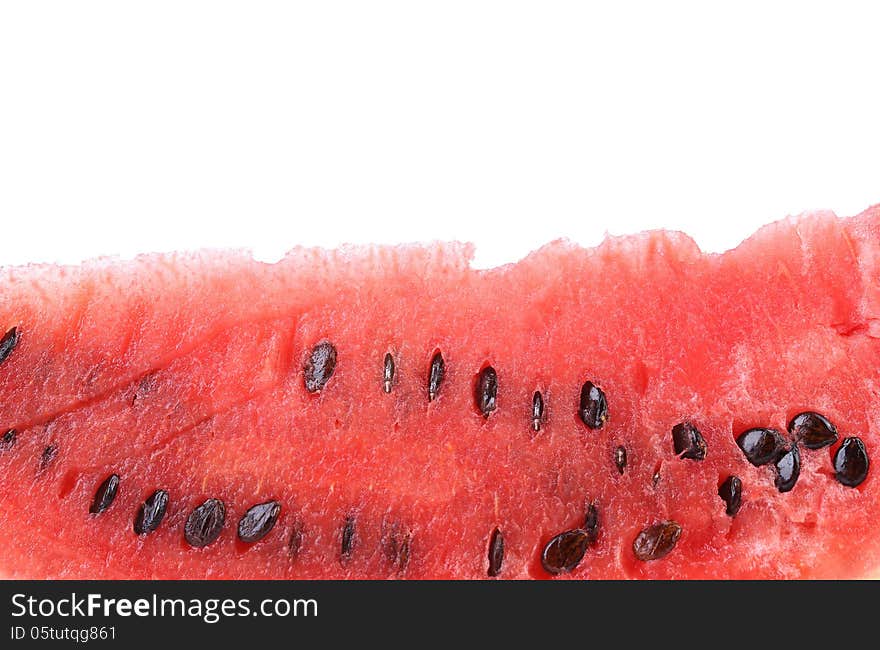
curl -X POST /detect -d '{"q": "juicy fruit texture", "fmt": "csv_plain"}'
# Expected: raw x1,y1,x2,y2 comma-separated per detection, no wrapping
1,207,880,579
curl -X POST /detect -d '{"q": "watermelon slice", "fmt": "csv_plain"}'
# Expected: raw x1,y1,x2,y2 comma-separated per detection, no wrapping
1,206,878,579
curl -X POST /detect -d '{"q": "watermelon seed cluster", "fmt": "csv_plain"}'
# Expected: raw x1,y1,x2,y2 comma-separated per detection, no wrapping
0,327,874,577
735,411,869,493
669,421,750,521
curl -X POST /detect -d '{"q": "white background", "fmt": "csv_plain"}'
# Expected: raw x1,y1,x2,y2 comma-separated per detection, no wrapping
1,1,878,269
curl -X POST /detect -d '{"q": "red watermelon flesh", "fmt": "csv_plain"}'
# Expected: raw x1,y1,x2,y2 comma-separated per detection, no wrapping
1,207,879,579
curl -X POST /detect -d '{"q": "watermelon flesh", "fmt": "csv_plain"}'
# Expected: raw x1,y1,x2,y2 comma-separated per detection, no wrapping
1,207,879,579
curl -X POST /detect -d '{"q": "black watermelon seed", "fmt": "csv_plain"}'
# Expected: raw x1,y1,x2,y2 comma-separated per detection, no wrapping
475,366,498,417
237,501,281,543
614,445,627,474
774,445,801,493
718,475,743,516
788,412,839,450
834,437,870,488
579,381,608,429
672,422,707,461
303,341,337,393
134,490,169,535
396,534,411,572
427,351,445,402
0,327,20,365
652,469,661,487
341,515,356,561
0,429,16,451
487,527,504,577
541,529,590,575
532,391,544,432
384,528,412,572
288,522,304,560
633,521,682,561
736,428,786,466
184,498,226,548
89,474,120,514
39,443,58,471
383,352,395,393
583,502,599,544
